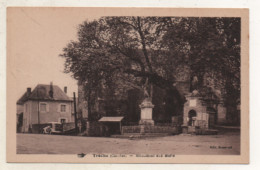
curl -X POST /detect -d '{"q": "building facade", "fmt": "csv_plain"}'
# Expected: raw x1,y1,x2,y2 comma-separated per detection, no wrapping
17,83,73,133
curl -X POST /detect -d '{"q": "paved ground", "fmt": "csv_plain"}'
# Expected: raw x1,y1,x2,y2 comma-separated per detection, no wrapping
17,130,240,155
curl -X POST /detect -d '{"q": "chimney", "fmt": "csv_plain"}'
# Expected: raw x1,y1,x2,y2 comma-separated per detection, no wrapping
64,86,67,94
26,88,31,97
49,82,53,98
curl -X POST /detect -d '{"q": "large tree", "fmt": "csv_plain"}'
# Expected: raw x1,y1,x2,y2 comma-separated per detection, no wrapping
60,17,240,122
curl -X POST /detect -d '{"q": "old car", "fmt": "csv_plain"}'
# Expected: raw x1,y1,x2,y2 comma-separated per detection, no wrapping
42,122,63,134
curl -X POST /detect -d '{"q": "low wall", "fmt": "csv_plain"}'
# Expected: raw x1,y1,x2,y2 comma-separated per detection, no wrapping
122,126,140,133
195,120,208,129
144,126,181,134
122,125,181,134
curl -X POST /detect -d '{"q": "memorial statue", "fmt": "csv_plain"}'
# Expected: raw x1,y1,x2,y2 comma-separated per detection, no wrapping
191,76,199,91
139,77,154,126
143,78,150,98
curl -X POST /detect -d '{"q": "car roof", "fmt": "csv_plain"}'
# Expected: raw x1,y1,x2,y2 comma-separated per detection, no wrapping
47,122,61,124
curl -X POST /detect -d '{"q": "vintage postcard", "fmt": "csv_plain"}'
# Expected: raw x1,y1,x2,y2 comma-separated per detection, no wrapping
6,7,249,163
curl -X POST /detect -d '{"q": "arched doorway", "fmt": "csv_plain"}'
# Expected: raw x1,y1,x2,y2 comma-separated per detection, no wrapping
188,110,197,126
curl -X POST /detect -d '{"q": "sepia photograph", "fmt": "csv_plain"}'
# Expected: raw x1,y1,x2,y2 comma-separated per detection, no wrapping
6,7,249,163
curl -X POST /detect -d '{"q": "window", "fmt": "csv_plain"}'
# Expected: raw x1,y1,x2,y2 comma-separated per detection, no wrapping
60,104,66,112
40,103,47,112
58,118,68,124
55,123,63,131
60,119,66,123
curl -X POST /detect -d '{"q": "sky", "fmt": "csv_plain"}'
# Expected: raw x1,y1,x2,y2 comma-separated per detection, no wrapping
8,8,101,98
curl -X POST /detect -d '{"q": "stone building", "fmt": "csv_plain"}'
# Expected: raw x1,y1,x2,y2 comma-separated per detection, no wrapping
16,83,73,133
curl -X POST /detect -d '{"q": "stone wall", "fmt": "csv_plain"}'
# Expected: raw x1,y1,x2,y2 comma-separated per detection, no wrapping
122,125,181,134
122,126,140,133
194,120,207,129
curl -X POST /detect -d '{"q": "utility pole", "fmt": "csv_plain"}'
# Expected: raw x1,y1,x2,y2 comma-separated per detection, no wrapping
73,92,78,134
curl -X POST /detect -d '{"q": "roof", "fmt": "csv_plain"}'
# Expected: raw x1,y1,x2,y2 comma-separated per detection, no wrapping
17,92,29,105
17,84,72,104
98,116,124,122
30,84,72,101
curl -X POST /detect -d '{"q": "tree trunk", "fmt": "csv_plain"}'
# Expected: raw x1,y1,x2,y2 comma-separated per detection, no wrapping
87,90,92,121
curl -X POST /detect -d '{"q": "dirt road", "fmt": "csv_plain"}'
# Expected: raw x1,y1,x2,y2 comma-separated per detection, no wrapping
17,132,240,155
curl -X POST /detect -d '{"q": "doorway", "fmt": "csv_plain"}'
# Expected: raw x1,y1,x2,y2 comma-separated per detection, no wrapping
188,110,197,126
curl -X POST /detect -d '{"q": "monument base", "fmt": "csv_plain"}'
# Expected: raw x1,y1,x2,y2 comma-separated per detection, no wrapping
139,98,154,128
139,119,154,126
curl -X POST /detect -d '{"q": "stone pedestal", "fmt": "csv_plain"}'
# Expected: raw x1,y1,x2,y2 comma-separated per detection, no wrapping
139,98,154,126
86,121,90,136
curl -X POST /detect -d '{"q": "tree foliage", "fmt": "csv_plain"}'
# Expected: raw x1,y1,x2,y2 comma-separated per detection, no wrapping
60,17,241,119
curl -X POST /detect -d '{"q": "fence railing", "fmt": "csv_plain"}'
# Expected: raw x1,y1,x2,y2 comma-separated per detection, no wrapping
122,125,182,134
